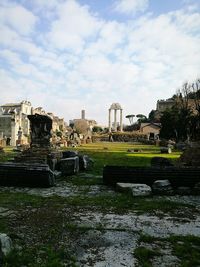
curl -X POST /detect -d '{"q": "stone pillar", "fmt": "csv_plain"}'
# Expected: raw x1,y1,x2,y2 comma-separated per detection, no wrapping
120,109,123,132
114,109,117,131
108,109,111,132
11,119,17,146
81,110,85,120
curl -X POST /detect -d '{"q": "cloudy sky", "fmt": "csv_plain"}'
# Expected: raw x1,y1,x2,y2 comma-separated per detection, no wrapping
0,0,200,125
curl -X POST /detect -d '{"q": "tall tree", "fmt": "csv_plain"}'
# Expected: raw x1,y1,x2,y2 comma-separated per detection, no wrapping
191,79,200,140
160,79,200,141
125,114,135,125
136,114,148,123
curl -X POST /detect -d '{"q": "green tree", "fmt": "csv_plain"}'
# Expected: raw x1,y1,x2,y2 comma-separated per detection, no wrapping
160,107,179,140
136,114,148,123
92,126,103,133
125,114,135,125
160,80,199,141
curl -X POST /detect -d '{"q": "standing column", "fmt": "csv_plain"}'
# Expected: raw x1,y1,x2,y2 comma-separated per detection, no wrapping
11,118,17,146
108,109,111,132
120,109,123,132
114,109,117,131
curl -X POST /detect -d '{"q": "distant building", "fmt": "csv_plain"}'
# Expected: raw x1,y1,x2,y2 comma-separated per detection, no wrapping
48,115,66,133
32,107,46,115
139,122,161,140
0,101,68,146
0,100,32,146
71,110,97,133
32,108,67,133
156,99,175,113
156,97,200,116
108,103,123,132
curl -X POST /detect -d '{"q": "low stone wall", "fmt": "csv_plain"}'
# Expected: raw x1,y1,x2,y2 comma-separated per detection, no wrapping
103,165,200,189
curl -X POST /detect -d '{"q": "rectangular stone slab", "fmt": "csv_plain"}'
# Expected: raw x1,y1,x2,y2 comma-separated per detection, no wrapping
60,156,79,175
0,162,55,187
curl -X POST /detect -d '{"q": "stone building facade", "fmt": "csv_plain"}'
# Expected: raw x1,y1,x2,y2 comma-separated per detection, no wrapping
156,98,200,116
156,99,175,113
32,109,67,134
0,101,68,146
71,110,97,133
0,101,32,146
139,123,161,140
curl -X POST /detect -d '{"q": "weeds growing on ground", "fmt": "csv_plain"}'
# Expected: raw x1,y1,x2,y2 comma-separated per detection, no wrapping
0,142,184,266
134,234,200,267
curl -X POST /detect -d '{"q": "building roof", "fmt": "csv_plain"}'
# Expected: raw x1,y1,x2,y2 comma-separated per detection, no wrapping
110,103,122,110
140,122,161,129
1,103,21,107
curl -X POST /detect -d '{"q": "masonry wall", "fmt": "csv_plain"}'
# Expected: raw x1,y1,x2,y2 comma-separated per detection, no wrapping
0,116,12,137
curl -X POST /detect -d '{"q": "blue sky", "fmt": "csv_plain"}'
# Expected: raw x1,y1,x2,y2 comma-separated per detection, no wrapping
0,0,200,125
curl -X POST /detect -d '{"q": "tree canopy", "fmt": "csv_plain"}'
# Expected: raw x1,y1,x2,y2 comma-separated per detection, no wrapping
160,79,200,141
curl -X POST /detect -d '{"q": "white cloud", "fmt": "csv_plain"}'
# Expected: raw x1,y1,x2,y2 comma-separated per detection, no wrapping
171,9,200,34
0,1,200,125
114,0,149,15
29,55,65,72
84,21,127,57
0,23,43,56
47,0,102,51
31,0,63,9
0,3,37,35
0,49,22,66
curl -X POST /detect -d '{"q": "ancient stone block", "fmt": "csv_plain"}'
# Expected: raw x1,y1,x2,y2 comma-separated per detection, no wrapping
0,162,55,187
117,183,152,197
60,157,79,175
0,233,12,256
176,186,192,195
79,155,94,170
152,179,173,195
62,150,78,158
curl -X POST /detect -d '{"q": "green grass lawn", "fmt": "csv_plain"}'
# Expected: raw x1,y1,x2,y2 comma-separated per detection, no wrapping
0,142,188,267
72,142,181,175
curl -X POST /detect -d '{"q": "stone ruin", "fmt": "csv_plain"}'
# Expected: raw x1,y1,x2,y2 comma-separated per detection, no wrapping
103,149,200,196
179,142,200,167
0,114,93,187
15,114,62,166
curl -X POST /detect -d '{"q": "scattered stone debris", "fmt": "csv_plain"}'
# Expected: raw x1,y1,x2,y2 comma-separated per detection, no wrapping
0,233,12,256
176,186,191,195
0,178,200,266
152,180,173,195
160,147,172,154
0,115,93,187
127,149,142,153
116,183,152,197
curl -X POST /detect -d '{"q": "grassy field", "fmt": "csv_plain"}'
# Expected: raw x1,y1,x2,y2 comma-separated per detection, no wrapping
72,142,181,175
2,142,199,267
